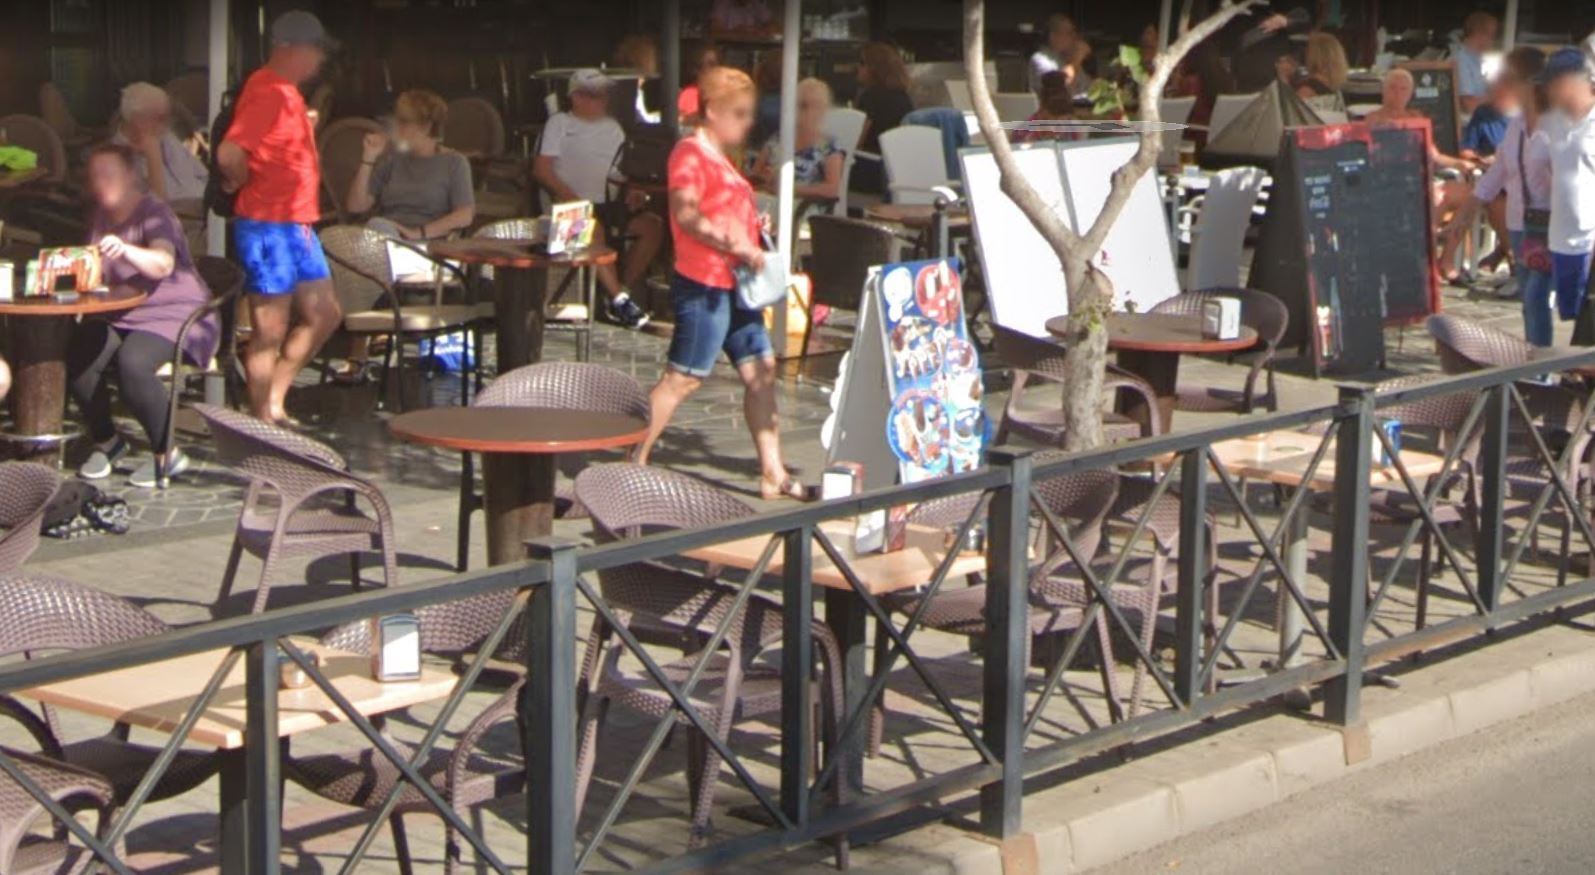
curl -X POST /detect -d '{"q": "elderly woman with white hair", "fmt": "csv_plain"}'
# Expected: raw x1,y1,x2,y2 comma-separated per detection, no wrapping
113,82,209,204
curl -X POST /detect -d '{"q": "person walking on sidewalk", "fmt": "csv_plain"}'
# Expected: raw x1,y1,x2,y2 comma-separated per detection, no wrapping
215,10,342,424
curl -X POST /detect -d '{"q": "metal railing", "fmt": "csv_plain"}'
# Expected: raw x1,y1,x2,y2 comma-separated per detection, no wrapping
3,347,1595,873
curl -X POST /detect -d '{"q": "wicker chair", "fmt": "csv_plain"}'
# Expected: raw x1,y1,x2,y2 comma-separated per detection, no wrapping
472,218,595,361
1148,288,1289,413
992,325,1162,446
0,115,67,184
0,747,117,875
316,117,384,224
321,225,482,411
0,573,218,809
194,404,398,615
572,463,846,850
0,464,59,573
454,363,649,571
286,596,524,875
153,256,246,488
801,216,899,369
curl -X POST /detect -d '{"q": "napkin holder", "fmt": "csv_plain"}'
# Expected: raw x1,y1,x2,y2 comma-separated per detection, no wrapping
370,613,421,682
1202,297,1242,341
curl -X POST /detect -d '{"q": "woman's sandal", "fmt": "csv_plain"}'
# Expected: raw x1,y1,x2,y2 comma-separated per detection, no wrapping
760,477,817,503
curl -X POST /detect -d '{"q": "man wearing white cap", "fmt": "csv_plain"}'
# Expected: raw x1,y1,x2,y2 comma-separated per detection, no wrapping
216,10,342,424
532,68,663,330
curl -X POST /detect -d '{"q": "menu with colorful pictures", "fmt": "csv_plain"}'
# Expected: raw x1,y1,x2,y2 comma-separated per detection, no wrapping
875,258,985,483
547,200,596,255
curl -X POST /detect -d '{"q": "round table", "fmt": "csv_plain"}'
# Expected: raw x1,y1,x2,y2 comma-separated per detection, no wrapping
389,406,648,565
1044,312,1258,433
0,287,148,457
427,239,617,374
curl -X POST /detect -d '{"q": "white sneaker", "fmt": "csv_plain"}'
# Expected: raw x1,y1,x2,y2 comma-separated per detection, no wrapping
129,448,191,489
79,436,130,480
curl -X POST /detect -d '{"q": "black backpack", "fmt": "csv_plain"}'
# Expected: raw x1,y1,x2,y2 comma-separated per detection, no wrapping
202,88,242,219
617,123,675,186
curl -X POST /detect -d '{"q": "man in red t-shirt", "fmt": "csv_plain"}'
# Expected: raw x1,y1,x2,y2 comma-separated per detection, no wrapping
216,10,342,424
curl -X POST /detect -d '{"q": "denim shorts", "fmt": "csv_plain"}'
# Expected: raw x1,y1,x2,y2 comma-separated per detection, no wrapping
666,273,773,378
234,219,331,295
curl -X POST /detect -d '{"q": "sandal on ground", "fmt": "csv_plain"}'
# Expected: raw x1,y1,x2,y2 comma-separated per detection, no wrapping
760,477,817,503
330,362,370,385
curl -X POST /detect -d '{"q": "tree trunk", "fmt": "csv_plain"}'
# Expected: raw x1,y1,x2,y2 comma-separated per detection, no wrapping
1058,262,1114,451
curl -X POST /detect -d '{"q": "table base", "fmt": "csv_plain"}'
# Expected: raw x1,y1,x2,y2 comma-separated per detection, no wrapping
1115,348,1181,435
492,267,549,373
482,452,557,566
6,315,74,462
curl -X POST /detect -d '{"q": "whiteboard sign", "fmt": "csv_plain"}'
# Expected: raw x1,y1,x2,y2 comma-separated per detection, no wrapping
960,145,1073,337
1057,137,1180,314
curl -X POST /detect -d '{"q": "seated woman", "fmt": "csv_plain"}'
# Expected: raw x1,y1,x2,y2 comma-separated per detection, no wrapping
112,82,209,205
69,143,219,487
852,42,915,193
749,77,844,212
1014,71,1082,143
1296,32,1349,114
343,89,476,378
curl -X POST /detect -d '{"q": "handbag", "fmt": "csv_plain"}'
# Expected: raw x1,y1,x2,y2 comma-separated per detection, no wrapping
734,230,789,311
1516,126,1555,274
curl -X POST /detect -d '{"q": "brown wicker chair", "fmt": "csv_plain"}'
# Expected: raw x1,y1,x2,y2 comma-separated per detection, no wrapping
0,115,67,184
316,117,383,224
286,597,524,875
0,464,60,573
194,404,398,615
572,463,846,850
0,746,117,875
801,215,899,369
992,325,1162,446
1148,288,1289,413
154,256,246,488
321,225,482,412
0,573,218,809
454,362,649,571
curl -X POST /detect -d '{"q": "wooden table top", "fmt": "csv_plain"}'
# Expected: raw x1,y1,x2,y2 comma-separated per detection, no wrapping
0,286,147,317
864,203,972,229
1199,430,1447,494
684,519,986,595
429,238,617,270
1045,313,1258,355
390,406,649,454
19,642,457,749
0,167,48,190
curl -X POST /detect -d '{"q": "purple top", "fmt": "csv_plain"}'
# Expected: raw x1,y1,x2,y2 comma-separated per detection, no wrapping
90,194,219,366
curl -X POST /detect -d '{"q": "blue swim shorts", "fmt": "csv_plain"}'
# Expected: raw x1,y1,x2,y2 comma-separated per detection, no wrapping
665,272,774,378
234,219,331,296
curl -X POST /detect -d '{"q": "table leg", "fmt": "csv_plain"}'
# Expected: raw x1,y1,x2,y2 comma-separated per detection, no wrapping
218,747,247,872
5,315,72,461
1278,491,1308,669
482,452,556,566
1114,349,1181,435
824,588,867,795
493,267,550,373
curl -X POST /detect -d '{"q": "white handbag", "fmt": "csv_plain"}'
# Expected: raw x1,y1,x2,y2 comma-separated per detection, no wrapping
734,231,789,311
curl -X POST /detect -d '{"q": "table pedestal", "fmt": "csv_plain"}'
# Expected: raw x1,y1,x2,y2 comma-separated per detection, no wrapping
492,267,549,374
482,452,557,566
6,315,74,461
1114,349,1181,434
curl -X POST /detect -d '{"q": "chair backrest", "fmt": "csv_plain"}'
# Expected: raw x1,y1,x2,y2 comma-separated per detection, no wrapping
307,84,335,131
473,217,545,243
193,403,352,502
36,83,78,140
992,92,1040,122
0,572,169,659
320,225,394,314
806,215,899,310
0,464,60,573
315,117,384,222
1186,165,1268,290
880,125,952,205
320,589,519,660
823,107,867,216
0,115,67,183
1157,95,1197,168
1208,93,1259,140
943,79,974,111
1029,466,1118,576
164,72,210,123
443,96,506,157
1426,314,1534,373
1150,288,1288,352
477,362,649,419
195,256,245,357
1373,374,1480,450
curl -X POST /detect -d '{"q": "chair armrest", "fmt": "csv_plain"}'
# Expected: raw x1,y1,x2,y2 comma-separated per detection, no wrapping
0,696,64,759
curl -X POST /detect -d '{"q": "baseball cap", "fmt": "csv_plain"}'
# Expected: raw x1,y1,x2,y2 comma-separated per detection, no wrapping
568,69,614,96
1539,47,1593,84
270,10,337,50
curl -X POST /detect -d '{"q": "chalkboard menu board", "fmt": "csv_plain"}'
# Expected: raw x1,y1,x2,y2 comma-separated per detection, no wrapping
1399,61,1461,156
1251,122,1440,377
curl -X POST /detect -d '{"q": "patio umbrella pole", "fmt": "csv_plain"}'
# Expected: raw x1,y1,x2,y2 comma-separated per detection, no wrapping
663,0,681,134
773,0,801,349
206,0,229,257
1157,0,1173,52
1503,0,1519,50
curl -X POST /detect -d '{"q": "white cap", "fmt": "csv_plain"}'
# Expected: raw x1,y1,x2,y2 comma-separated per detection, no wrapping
568,68,614,96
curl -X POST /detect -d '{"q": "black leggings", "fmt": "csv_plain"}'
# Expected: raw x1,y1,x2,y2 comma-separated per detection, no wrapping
67,323,177,452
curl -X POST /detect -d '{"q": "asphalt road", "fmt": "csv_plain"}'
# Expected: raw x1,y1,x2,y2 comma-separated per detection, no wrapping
1097,691,1595,874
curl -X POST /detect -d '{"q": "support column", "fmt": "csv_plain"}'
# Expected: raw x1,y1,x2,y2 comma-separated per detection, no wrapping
206,0,230,257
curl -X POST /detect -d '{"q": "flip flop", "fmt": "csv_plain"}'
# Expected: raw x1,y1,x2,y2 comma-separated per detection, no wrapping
760,477,817,503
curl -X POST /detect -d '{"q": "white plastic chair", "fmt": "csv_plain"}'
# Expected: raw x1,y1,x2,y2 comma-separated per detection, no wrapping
823,107,867,216
880,126,958,205
1184,166,1268,290
1207,93,1260,140
944,79,974,111
1157,96,1197,169
993,92,1040,122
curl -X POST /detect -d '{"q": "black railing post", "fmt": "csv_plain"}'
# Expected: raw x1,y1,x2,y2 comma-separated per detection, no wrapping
980,447,1032,838
781,525,814,826
526,539,578,875
1476,384,1510,612
1175,448,1208,705
1325,386,1373,726
243,640,280,875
